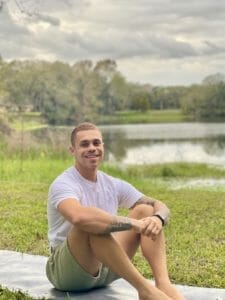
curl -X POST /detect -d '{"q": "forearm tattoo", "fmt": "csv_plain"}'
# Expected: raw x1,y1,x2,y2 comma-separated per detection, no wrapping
103,217,132,234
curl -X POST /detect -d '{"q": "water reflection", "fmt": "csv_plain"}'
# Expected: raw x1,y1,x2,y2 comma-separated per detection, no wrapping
119,140,225,166
33,123,225,167
100,123,225,166
100,123,225,140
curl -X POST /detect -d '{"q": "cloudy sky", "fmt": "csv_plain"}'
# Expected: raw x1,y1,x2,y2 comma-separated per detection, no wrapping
0,0,225,86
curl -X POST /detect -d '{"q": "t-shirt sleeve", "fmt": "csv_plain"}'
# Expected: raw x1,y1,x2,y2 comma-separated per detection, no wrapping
115,178,144,208
48,180,81,209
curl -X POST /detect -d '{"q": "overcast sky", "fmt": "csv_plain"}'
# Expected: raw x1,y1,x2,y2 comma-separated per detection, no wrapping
0,0,225,86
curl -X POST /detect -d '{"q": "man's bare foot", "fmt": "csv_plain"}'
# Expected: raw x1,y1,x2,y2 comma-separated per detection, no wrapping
138,283,172,300
157,281,185,300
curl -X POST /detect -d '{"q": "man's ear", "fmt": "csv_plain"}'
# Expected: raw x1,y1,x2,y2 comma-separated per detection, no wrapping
69,146,75,155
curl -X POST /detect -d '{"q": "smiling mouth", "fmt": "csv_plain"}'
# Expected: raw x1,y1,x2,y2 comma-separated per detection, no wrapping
86,154,100,158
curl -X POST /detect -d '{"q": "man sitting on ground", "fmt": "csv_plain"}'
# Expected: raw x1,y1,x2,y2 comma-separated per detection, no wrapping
46,122,184,300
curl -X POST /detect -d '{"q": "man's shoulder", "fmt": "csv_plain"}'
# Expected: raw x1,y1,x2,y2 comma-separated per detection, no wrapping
98,170,117,181
50,166,76,188
97,170,125,186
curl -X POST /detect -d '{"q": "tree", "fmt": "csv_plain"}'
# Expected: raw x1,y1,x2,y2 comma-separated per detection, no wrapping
200,83,225,120
181,84,205,119
93,59,117,83
36,61,78,125
151,86,184,110
71,60,102,123
130,90,150,112
181,83,225,121
93,59,121,115
100,73,130,114
4,63,33,112
0,1,4,11
202,73,225,85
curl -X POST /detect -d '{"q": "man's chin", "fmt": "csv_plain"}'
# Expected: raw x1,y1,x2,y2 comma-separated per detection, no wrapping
88,157,101,163
87,160,100,168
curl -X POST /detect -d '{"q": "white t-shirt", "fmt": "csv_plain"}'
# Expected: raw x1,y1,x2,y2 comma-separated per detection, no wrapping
48,166,143,248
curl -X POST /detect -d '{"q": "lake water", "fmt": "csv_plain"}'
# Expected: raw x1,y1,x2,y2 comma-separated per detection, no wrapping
99,123,225,167
34,122,225,167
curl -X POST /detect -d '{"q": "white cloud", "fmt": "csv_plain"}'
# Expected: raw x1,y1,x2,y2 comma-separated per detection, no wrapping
0,0,224,85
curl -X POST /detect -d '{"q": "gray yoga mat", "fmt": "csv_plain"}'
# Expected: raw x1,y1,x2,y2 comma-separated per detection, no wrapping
0,250,225,300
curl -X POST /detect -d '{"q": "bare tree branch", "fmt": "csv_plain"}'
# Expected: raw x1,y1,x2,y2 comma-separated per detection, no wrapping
0,0,5,11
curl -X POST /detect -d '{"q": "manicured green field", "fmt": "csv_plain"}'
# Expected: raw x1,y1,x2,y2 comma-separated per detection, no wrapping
1,157,225,298
98,109,190,124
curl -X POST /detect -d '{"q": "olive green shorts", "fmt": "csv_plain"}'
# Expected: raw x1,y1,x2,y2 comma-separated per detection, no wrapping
46,239,119,292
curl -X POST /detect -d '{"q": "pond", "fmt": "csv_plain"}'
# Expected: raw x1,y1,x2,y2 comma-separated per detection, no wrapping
98,123,225,167
34,122,225,167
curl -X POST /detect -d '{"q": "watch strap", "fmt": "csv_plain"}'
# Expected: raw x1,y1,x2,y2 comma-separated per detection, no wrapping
153,214,165,226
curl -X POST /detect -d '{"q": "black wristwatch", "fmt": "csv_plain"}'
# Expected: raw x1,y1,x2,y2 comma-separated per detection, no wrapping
153,214,166,226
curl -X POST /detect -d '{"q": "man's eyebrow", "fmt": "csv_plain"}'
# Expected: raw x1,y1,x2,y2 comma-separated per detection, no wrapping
80,139,89,143
79,138,102,143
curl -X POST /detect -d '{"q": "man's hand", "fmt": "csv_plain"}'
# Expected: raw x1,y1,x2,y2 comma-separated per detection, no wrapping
130,218,146,233
141,216,163,240
130,217,163,240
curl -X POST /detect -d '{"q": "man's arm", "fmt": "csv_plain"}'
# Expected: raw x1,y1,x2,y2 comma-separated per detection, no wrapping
58,198,144,235
131,196,170,226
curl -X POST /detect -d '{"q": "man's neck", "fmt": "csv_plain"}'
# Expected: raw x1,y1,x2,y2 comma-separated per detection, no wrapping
75,165,97,182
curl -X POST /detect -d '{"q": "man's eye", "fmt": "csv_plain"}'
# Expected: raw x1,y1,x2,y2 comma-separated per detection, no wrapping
93,140,101,146
80,142,89,147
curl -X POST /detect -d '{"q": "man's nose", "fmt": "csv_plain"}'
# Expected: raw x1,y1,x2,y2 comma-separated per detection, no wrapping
88,142,96,150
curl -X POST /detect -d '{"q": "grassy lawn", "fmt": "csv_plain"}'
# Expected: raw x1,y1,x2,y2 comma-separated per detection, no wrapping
1,158,225,298
5,112,47,131
98,109,191,124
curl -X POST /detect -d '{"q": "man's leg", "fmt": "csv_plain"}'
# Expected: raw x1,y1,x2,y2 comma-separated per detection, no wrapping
114,204,184,300
68,226,172,300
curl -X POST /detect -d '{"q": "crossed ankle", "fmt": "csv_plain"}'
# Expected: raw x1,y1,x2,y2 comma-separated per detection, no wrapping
155,278,171,287
155,281,185,300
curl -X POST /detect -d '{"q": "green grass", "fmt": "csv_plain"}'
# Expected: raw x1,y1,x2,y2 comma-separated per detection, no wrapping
0,181,48,255
98,109,190,124
5,112,47,131
0,287,35,300
0,157,72,184
103,162,225,180
1,158,225,298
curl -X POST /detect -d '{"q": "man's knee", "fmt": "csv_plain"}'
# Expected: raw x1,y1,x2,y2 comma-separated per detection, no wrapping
68,226,92,255
129,203,154,219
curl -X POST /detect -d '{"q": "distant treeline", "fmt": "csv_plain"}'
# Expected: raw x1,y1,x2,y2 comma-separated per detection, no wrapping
0,58,225,125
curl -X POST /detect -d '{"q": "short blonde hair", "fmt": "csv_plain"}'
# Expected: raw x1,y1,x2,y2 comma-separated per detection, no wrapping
70,122,100,146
